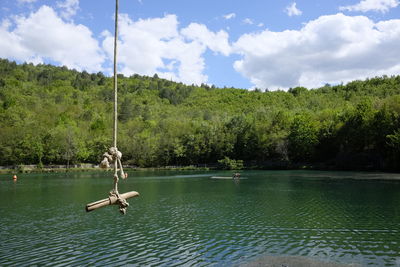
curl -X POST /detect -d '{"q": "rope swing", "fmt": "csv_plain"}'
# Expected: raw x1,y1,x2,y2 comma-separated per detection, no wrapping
86,0,139,214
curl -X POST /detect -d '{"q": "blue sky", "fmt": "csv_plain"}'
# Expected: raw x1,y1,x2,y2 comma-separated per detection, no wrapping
1,0,400,90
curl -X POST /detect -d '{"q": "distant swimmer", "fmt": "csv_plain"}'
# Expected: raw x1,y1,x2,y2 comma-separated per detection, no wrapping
232,173,240,179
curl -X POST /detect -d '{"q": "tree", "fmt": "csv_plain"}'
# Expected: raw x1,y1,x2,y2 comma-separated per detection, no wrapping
1,58,400,171
218,157,244,170
288,115,319,162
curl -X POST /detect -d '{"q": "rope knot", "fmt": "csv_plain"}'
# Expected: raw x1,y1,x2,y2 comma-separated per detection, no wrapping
117,197,129,215
100,147,127,180
108,191,130,215
109,147,122,160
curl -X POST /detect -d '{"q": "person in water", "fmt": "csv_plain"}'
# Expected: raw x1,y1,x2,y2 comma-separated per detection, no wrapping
232,173,240,179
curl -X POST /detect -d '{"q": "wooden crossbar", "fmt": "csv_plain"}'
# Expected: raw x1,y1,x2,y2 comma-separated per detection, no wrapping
85,191,139,212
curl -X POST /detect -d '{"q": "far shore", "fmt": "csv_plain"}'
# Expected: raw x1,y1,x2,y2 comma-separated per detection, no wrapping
1,164,400,178
0,164,212,174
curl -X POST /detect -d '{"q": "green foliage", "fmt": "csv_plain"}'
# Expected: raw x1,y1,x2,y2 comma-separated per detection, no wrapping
1,58,400,170
387,130,400,149
288,115,319,162
288,86,308,97
218,157,244,170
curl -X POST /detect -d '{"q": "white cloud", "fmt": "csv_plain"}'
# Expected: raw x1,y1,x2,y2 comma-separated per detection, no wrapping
102,14,230,85
243,18,254,25
233,13,400,90
181,23,231,56
0,20,32,63
223,13,236,20
57,0,80,20
0,5,104,72
285,2,302,16
339,0,399,13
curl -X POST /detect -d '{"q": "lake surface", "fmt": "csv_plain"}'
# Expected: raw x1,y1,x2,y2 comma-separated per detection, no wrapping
1,170,400,266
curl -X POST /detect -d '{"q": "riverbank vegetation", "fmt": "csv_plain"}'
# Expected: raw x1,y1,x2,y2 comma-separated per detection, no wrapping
1,59,400,171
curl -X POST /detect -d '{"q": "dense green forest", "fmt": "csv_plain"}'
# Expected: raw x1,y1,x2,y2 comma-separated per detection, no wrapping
1,58,400,170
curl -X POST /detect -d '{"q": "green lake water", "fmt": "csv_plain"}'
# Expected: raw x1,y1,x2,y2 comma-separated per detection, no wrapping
1,170,400,266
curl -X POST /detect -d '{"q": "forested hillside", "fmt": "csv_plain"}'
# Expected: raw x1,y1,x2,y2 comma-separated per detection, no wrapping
1,58,400,170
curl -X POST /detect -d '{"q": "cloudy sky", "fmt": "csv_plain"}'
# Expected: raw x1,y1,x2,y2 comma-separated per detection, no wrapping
1,0,400,90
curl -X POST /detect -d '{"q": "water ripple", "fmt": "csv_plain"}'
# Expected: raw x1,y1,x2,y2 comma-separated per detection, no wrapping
1,171,400,266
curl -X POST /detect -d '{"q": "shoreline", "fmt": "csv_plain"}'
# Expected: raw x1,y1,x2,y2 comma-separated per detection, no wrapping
0,164,212,175
1,164,400,179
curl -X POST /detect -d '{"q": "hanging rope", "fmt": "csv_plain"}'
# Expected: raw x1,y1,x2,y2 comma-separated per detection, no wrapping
109,0,127,215
113,0,119,151
99,147,128,214
86,0,139,215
